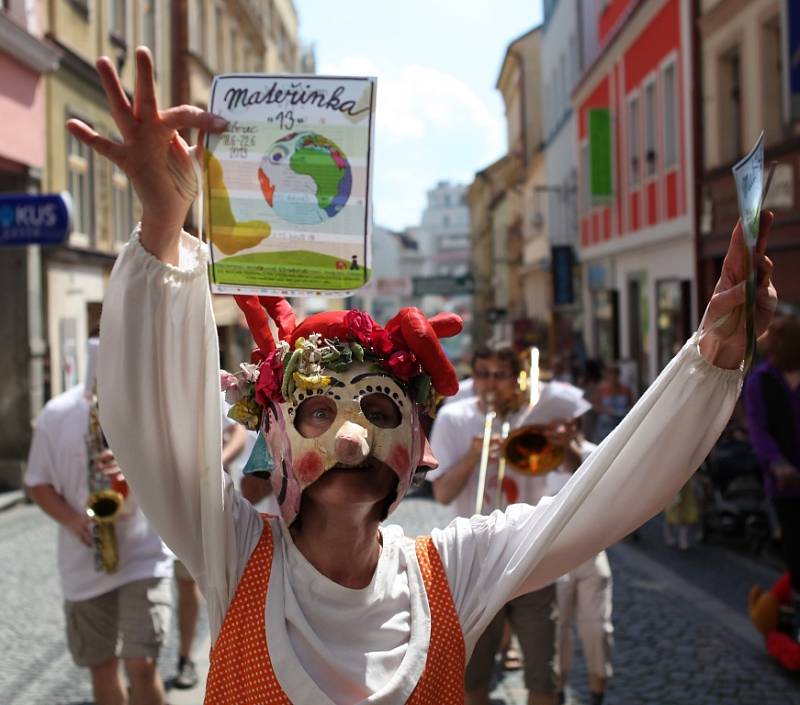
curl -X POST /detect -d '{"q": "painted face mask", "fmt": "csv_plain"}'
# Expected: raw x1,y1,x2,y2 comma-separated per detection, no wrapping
221,297,462,525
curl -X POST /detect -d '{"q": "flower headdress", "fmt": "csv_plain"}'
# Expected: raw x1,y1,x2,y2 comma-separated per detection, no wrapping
221,296,463,431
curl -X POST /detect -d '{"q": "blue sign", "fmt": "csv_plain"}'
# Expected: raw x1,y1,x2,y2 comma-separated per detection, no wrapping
551,245,575,306
0,192,72,246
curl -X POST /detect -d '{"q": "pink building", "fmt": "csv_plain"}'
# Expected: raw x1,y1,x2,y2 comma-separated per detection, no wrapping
0,2,58,191
0,1,58,490
574,0,695,388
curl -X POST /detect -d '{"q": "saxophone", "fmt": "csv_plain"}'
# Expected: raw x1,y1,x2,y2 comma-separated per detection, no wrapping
85,385,125,574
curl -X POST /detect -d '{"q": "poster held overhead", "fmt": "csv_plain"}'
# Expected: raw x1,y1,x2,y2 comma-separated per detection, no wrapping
204,74,376,297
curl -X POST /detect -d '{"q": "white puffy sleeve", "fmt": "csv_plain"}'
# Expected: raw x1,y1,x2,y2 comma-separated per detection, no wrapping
431,334,742,656
97,227,262,640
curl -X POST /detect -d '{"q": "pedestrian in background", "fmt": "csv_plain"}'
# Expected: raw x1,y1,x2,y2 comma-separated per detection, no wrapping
430,341,583,705
545,432,613,705
745,314,800,638
591,364,633,443
662,480,701,551
25,338,174,705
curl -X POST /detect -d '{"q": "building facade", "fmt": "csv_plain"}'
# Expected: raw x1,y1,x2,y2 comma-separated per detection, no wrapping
469,26,543,351
697,0,800,316
173,0,311,368
0,0,59,488
575,0,696,390
541,0,582,364
43,0,174,404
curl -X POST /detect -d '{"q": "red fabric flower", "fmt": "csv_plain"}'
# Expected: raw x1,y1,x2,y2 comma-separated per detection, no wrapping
386,349,421,380
255,350,285,404
369,328,395,357
343,310,374,345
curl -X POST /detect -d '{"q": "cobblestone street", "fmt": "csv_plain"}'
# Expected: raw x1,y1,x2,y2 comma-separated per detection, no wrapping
2,494,800,704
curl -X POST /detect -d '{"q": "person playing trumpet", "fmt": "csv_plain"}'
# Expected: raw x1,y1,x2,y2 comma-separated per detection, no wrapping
429,342,587,705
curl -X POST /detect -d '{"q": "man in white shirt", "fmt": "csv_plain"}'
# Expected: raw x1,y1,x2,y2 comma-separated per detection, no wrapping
430,341,578,705
25,340,174,705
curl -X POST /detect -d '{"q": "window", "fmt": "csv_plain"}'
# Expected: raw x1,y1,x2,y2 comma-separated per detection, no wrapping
644,81,656,177
628,95,640,187
112,165,133,245
662,62,678,168
656,279,691,371
142,1,156,65
762,15,784,145
719,47,742,162
581,142,590,214
110,0,127,42
66,122,94,243
190,0,208,56
215,5,225,71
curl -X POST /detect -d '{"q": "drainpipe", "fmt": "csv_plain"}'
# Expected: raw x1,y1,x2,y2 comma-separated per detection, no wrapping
691,0,705,325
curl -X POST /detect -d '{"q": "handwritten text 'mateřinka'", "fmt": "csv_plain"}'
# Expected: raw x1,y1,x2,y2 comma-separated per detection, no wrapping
223,81,370,117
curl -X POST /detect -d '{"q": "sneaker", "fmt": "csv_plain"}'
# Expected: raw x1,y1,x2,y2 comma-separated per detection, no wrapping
173,657,199,689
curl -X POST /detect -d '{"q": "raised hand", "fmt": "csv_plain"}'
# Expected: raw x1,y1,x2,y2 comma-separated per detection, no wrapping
698,211,777,369
66,47,228,264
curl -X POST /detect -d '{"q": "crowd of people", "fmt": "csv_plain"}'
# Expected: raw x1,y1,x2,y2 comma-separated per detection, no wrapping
18,46,797,705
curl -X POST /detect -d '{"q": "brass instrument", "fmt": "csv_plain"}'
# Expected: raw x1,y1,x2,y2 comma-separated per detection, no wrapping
501,346,565,477
502,423,564,476
493,420,511,510
474,346,572,512
85,386,125,574
474,395,495,515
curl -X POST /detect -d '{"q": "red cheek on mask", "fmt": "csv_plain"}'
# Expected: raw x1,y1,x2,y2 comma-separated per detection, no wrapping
388,444,411,474
295,451,324,486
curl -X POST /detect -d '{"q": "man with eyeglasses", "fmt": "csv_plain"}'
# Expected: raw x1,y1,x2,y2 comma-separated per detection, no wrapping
429,341,580,705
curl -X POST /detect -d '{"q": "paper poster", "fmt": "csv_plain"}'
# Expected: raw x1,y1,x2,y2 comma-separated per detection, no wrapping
203,74,376,296
732,131,771,372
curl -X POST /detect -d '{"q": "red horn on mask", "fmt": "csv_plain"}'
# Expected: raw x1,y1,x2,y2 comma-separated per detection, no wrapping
234,295,297,354
385,308,462,396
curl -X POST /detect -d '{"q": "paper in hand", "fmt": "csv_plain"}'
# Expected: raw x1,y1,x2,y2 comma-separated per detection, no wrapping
519,381,592,426
731,132,768,372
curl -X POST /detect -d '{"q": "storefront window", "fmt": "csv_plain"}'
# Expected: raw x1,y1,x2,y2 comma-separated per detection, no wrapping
657,279,691,371
592,289,618,364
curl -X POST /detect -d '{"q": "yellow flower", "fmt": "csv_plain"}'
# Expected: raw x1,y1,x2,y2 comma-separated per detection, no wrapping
292,371,331,391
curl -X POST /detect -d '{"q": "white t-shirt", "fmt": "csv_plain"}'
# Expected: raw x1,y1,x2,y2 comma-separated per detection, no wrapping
24,385,174,601
97,229,743,705
428,397,550,521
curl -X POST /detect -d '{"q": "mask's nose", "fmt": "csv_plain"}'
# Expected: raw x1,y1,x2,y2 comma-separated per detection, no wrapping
334,421,370,466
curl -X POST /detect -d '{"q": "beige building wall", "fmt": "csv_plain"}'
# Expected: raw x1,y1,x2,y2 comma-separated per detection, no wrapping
700,0,783,168
185,0,302,108
43,0,174,395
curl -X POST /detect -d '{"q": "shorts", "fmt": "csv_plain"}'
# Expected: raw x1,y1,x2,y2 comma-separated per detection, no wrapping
64,577,172,668
465,584,558,695
174,559,194,583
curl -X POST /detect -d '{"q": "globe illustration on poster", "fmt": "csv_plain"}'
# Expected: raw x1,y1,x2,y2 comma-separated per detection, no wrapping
258,131,353,225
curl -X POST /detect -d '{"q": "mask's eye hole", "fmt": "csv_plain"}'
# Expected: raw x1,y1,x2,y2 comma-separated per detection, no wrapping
294,396,337,438
360,393,401,429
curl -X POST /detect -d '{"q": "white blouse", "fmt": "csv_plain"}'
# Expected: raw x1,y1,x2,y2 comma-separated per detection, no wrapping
98,228,742,705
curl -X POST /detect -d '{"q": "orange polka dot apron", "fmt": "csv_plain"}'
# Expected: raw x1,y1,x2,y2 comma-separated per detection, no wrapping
204,519,465,704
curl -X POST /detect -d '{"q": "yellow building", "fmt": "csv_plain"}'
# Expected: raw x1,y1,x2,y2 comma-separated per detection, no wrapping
174,0,314,367
469,26,547,350
43,1,173,398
